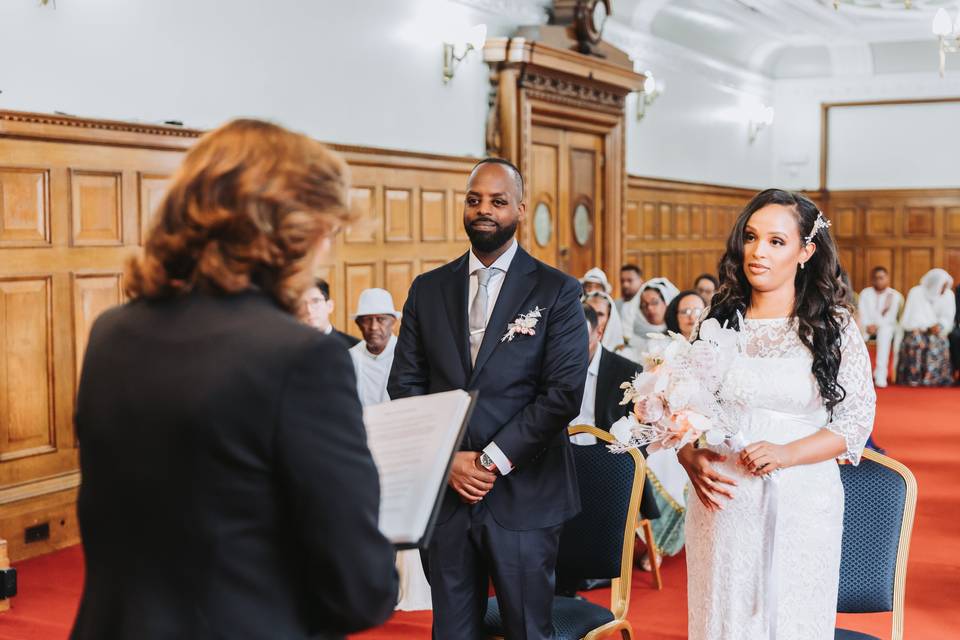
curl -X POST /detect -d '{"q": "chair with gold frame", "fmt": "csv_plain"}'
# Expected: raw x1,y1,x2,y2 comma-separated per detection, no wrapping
835,448,918,640
483,425,643,640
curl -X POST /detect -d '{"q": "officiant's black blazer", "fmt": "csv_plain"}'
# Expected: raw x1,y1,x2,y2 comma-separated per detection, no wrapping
71,290,397,640
388,246,588,530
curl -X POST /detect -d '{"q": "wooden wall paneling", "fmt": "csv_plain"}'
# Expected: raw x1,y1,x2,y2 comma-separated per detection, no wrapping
0,168,50,247
864,206,895,237
345,186,378,244
640,252,658,281
138,173,170,244
903,248,934,290
384,261,414,316
945,247,960,282
625,200,641,242
658,203,673,240
689,204,704,239
904,206,935,237
833,205,858,239
420,259,448,274
0,277,54,461
384,188,414,243
675,204,690,240
72,273,123,381
344,262,378,339
453,191,469,242
641,202,657,239
420,190,447,242
70,170,123,246
529,140,560,267
946,207,960,237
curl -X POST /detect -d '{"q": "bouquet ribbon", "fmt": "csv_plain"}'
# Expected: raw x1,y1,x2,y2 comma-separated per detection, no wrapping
726,432,780,640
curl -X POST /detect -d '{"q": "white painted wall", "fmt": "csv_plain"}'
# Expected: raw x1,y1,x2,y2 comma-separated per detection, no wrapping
772,72,960,191
0,0,520,157
626,69,773,189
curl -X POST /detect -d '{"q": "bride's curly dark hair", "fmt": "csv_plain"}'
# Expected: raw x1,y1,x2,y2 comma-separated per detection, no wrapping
704,189,852,413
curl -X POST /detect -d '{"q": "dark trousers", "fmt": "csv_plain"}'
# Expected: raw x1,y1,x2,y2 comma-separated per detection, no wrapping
421,500,562,640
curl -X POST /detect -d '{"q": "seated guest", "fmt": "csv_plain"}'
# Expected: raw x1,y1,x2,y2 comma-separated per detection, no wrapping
297,277,360,349
897,268,956,387
583,289,625,353
617,263,644,315
693,273,718,306
579,266,613,297
664,289,706,339
858,266,902,388
349,288,400,407
559,305,659,593
631,277,680,357
70,119,397,640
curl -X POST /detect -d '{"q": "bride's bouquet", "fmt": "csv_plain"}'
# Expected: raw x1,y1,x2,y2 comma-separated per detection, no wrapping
608,318,741,453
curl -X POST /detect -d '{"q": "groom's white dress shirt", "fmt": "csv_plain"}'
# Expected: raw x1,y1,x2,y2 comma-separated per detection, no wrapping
468,239,519,475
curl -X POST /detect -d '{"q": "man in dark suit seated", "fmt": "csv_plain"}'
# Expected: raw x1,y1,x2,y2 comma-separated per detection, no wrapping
559,304,659,595
298,277,360,350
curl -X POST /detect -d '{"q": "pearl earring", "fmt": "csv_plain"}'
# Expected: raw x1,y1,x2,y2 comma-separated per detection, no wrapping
800,262,805,270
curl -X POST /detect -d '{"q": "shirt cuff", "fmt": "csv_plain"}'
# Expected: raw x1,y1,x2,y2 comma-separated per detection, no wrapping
483,442,514,476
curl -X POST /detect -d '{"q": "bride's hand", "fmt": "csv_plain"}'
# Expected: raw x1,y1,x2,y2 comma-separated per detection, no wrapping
677,444,737,511
740,441,793,476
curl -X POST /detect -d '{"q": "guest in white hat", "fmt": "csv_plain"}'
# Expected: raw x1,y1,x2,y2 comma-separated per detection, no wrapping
579,267,613,296
349,288,401,407
580,268,626,354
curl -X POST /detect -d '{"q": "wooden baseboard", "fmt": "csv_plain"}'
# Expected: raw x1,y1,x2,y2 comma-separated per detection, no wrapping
0,538,9,612
0,487,80,563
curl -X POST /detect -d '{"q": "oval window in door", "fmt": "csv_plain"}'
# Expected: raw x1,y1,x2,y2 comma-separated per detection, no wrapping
573,202,593,246
533,202,553,247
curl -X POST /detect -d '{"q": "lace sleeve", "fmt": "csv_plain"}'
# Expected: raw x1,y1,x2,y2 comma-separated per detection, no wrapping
827,314,877,464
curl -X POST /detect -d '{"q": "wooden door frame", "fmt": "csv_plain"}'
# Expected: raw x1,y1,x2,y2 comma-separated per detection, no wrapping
484,38,643,289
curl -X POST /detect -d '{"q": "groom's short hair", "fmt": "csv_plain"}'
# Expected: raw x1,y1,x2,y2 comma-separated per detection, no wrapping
470,158,524,201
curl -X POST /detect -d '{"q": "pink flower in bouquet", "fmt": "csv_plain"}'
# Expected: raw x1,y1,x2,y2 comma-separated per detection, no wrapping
633,395,666,424
655,410,712,451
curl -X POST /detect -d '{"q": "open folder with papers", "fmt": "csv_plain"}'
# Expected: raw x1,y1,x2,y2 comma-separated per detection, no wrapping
363,389,477,549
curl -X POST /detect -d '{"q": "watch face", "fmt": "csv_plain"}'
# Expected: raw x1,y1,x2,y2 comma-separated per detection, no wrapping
591,0,608,33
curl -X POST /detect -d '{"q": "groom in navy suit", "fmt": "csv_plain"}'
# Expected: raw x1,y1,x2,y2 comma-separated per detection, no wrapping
388,159,588,639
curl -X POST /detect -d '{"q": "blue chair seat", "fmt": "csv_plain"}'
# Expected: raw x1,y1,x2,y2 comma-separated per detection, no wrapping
484,595,615,640
835,629,880,640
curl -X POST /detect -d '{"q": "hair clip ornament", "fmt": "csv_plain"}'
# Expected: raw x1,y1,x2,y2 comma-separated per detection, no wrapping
803,211,831,245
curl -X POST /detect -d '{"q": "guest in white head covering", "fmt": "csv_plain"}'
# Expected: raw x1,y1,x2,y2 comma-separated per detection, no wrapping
579,268,626,352
349,288,402,406
896,268,955,387
628,277,680,358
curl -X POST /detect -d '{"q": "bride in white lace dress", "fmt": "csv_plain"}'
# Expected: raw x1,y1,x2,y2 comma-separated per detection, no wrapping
680,189,876,640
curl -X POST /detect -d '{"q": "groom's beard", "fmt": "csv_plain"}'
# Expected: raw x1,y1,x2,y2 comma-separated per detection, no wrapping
465,217,518,254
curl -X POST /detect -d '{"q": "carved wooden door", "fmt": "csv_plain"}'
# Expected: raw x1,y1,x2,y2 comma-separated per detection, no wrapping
528,125,603,277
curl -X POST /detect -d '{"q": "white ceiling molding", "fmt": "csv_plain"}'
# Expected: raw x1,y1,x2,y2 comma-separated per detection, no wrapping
452,0,549,24
604,17,774,98
775,71,960,102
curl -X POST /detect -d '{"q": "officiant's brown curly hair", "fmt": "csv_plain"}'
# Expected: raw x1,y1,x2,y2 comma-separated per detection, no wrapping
125,118,352,312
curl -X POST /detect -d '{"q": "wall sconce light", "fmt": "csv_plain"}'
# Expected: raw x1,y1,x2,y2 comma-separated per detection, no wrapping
747,103,774,143
933,8,960,77
442,24,487,84
636,71,663,121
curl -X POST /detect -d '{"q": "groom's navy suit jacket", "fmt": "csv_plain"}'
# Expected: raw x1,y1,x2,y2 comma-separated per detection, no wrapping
388,247,588,531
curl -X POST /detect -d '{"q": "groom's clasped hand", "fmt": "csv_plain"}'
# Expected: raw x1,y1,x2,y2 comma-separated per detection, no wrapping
448,451,497,503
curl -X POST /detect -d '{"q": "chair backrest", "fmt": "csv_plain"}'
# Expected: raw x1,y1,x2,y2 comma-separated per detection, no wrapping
558,426,644,582
837,448,917,628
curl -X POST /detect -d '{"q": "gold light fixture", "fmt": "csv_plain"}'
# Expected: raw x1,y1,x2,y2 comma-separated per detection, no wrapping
442,24,487,84
933,8,960,76
636,71,663,121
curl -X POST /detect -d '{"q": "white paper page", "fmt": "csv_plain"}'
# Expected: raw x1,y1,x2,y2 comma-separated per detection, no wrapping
363,389,472,545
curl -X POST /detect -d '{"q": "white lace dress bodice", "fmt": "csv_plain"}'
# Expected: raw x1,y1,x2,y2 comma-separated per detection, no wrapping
686,314,876,640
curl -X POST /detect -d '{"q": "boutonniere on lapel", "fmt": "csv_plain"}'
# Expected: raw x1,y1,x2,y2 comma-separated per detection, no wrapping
501,306,545,343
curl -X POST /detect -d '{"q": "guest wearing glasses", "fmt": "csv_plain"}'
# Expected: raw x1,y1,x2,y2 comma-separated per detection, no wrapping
665,290,706,340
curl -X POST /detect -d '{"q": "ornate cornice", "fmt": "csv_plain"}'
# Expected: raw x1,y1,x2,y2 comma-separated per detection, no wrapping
0,110,203,138
519,69,626,112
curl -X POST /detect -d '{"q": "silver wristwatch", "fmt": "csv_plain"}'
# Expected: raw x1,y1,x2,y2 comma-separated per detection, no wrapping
479,452,496,472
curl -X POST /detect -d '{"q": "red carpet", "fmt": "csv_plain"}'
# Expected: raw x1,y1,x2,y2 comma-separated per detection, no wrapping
3,387,957,639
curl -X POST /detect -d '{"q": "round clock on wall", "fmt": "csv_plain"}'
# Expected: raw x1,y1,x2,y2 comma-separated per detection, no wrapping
551,0,612,55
